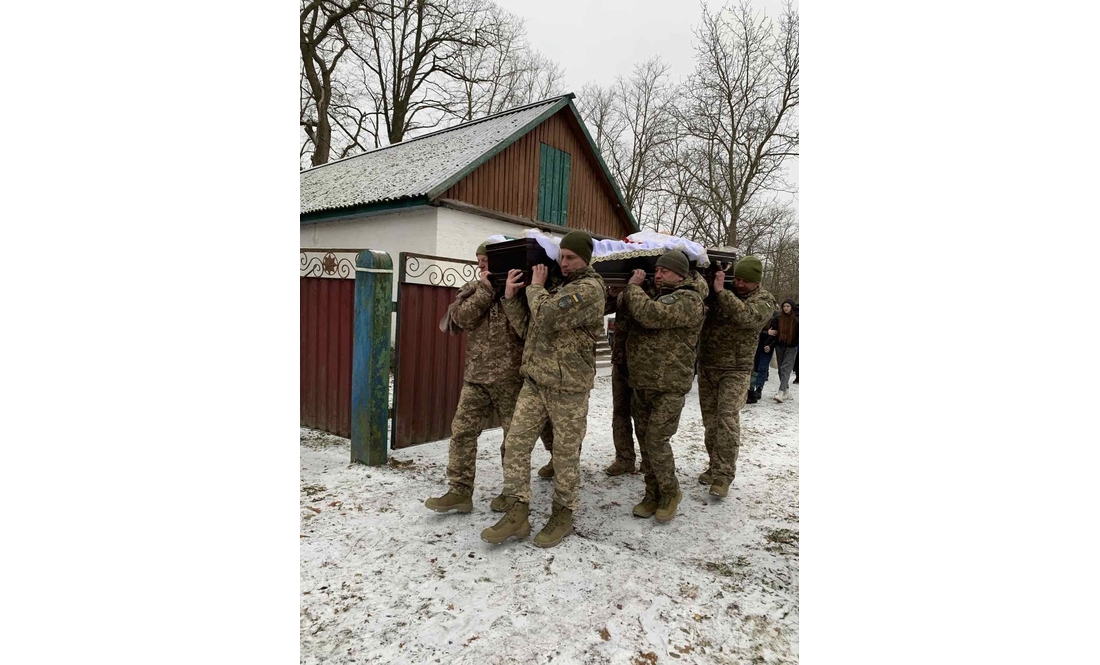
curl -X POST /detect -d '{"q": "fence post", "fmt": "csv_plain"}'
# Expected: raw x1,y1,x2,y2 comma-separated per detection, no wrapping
351,249,393,465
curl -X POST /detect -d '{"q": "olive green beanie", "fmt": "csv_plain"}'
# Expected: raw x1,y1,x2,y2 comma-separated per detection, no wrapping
656,249,690,278
559,230,593,264
476,240,488,257
733,256,763,283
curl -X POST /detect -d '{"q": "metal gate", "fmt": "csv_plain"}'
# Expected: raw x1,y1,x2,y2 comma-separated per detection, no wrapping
300,250,358,437
392,252,497,448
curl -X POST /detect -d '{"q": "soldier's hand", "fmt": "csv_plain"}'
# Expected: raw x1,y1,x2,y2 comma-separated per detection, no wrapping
628,269,646,285
504,269,524,299
713,270,725,292
531,264,548,286
478,267,492,289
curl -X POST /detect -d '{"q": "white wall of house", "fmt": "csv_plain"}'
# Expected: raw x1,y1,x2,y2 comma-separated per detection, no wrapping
301,205,558,345
300,206,439,275
434,207,565,260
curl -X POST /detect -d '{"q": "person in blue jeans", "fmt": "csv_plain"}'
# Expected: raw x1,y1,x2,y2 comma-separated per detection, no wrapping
747,317,777,404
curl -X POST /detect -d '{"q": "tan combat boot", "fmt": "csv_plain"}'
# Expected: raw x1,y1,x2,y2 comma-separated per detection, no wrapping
654,490,682,523
604,458,636,476
424,490,473,514
481,500,530,544
709,476,732,498
534,503,574,548
632,487,660,518
538,461,555,479
698,468,713,485
489,493,508,513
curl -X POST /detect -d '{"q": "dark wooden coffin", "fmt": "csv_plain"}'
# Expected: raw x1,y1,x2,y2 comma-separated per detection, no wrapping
486,238,562,291
594,253,701,287
703,249,739,294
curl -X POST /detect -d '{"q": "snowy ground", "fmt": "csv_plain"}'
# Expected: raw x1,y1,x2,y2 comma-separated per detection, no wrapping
301,371,799,664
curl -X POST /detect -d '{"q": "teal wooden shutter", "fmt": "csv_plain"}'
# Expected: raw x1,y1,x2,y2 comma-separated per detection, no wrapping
538,143,571,226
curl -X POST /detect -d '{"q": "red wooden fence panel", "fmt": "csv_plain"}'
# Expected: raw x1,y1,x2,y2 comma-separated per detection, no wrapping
300,276,355,437
392,252,499,449
393,282,470,448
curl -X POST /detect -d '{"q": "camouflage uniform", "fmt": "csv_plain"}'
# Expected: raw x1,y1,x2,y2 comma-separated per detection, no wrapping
604,290,640,466
697,283,777,483
444,280,527,497
622,273,708,497
499,265,605,510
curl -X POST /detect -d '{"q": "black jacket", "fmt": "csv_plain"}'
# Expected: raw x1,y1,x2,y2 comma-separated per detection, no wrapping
768,299,799,349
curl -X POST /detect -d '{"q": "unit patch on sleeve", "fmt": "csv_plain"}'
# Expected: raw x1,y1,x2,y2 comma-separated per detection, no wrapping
558,293,581,309
659,294,679,305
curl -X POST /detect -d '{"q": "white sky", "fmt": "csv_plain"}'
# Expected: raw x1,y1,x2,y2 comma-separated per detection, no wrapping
493,0,798,207
492,0,795,88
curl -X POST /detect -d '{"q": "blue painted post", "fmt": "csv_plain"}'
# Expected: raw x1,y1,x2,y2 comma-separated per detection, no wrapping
350,249,393,465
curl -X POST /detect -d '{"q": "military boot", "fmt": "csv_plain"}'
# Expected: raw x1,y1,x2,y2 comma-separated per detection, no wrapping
604,458,636,476
698,468,713,485
424,490,473,514
481,500,530,544
654,490,682,523
632,486,660,518
489,493,508,512
538,461,555,479
746,388,759,404
710,476,732,498
534,502,574,548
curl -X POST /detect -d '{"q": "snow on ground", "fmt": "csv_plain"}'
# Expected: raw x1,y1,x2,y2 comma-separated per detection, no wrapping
301,371,798,664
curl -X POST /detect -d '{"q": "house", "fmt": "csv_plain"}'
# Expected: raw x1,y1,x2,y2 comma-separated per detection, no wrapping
300,94,632,442
300,93,639,275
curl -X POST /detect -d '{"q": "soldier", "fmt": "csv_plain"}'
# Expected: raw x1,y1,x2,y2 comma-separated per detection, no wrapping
697,256,777,498
481,230,605,548
601,285,641,476
424,241,528,514
620,250,707,523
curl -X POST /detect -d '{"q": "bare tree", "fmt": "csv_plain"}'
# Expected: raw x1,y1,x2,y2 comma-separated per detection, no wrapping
672,0,799,248
513,50,567,104
576,57,675,225
448,5,529,120
759,206,799,302
349,0,492,144
577,82,617,152
300,0,366,167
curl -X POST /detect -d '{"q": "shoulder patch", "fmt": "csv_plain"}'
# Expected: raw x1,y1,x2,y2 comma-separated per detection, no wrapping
558,293,581,309
659,294,679,305
755,301,773,317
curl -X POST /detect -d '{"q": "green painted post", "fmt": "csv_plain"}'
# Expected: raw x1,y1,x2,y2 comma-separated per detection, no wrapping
350,249,393,465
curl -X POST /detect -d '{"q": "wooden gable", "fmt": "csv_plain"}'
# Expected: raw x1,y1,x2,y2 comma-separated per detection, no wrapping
439,108,635,239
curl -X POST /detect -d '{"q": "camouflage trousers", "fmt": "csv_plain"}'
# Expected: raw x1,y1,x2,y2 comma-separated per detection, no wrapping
631,388,685,496
697,366,751,482
447,381,555,496
611,363,638,464
446,380,523,497
501,379,590,510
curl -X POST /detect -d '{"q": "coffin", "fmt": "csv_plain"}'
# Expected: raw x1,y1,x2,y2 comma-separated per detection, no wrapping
592,254,699,288
485,238,562,291
703,249,739,287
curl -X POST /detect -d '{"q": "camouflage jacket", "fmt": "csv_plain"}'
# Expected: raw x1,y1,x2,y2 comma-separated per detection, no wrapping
604,288,644,367
449,280,526,384
698,284,777,371
502,265,605,393
621,272,708,394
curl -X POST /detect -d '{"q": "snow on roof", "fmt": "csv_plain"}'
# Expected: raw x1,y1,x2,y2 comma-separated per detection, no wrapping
300,96,568,215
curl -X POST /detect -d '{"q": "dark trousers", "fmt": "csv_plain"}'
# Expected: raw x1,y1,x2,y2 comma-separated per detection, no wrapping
750,347,774,390
611,363,637,464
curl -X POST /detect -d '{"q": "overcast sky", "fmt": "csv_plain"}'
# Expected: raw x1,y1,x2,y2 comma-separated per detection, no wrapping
493,0,798,206
493,0,797,88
